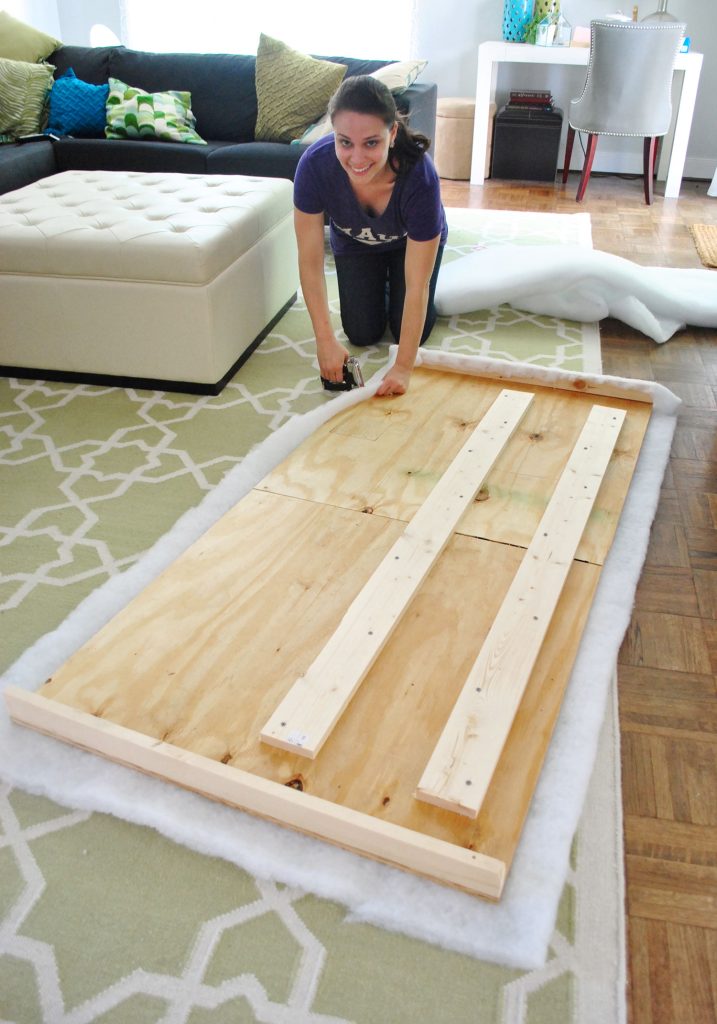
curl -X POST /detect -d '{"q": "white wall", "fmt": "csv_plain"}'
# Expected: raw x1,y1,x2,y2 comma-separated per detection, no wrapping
56,0,120,45
23,0,716,180
2,0,60,36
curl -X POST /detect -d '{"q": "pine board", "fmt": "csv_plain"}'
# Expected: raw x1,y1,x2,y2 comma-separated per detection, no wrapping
261,388,535,758
417,404,626,817
5,366,652,899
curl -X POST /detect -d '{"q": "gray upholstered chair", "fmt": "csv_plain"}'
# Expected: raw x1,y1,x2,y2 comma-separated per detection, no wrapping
562,19,685,204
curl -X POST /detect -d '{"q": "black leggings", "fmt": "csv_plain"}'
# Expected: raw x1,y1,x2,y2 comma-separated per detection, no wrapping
334,243,444,347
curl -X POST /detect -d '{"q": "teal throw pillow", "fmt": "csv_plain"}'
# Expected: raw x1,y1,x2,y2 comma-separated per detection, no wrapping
47,68,109,136
105,77,206,144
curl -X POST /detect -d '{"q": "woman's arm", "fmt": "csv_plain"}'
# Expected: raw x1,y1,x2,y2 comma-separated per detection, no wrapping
294,208,349,384
376,235,441,397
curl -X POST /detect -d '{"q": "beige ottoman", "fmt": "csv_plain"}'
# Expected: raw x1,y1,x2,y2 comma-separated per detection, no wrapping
434,97,477,181
0,170,299,393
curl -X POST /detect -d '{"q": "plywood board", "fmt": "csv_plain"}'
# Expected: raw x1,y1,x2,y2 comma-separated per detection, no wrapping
5,365,652,900
259,369,651,564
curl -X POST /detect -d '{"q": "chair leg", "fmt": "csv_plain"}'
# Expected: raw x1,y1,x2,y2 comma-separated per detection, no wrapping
562,126,575,184
643,136,658,204
576,134,598,202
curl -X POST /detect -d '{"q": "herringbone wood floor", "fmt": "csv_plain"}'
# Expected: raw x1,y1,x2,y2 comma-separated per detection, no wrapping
440,173,717,1024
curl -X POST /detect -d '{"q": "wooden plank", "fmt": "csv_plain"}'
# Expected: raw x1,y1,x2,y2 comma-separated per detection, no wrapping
260,388,534,759
4,687,507,900
416,403,626,819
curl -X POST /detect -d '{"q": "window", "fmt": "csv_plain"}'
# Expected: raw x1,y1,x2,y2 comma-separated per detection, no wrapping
119,0,417,58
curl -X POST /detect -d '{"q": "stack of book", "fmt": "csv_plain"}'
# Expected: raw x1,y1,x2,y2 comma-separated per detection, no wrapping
507,89,554,112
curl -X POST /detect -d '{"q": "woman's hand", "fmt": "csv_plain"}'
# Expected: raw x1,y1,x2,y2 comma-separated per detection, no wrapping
295,210,349,383
376,363,412,397
316,335,351,383
376,235,440,398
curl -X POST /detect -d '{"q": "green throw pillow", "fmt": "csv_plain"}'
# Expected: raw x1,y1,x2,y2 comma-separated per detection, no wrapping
0,11,60,63
105,77,206,144
254,33,346,143
0,57,54,138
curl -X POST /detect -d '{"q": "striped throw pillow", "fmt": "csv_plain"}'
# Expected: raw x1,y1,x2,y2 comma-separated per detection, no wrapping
0,57,54,138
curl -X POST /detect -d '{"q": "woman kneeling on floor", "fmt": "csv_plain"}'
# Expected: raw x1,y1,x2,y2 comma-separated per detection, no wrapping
293,74,447,397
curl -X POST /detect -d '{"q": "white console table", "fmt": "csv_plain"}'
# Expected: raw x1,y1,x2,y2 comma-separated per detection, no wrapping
470,41,703,198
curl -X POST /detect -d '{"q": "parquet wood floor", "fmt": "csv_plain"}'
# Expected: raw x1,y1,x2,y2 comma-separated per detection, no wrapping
440,172,717,1024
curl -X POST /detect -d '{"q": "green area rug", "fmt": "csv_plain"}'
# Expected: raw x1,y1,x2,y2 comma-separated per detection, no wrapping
0,209,624,1023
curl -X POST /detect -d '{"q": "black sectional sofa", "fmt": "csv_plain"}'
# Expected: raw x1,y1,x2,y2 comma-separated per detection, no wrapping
0,45,437,195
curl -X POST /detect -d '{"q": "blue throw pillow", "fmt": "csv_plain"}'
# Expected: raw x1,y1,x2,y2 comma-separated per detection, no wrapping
47,68,109,137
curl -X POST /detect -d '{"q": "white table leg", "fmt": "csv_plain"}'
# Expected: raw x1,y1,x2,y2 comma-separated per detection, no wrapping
662,54,703,199
470,54,498,184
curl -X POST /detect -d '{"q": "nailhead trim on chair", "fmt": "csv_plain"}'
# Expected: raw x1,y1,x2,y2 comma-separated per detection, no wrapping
568,19,685,135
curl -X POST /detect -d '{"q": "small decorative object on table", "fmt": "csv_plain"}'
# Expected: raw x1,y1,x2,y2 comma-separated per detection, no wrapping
502,0,535,41
523,0,559,44
553,13,572,45
535,14,557,45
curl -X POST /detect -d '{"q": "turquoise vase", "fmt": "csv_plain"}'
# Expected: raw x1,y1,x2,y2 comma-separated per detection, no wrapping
502,0,535,41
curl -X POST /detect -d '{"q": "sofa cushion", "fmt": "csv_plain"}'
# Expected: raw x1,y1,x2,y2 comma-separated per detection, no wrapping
0,11,60,63
47,69,109,137
206,140,306,180
52,136,216,175
48,45,113,85
0,139,57,194
0,58,55,139
254,34,346,143
109,48,258,143
105,77,206,144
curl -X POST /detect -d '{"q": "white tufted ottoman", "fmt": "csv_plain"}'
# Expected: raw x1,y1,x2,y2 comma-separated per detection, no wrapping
0,171,299,392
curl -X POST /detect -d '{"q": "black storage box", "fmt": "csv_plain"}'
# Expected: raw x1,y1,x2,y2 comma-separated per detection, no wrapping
491,105,563,182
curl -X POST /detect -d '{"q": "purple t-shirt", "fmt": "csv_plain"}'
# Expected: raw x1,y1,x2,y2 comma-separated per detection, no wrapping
293,133,448,255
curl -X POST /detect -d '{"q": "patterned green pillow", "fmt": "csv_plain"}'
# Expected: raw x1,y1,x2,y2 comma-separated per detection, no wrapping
0,57,54,138
254,33,346,143
0,11,60,63
105,77,206,144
